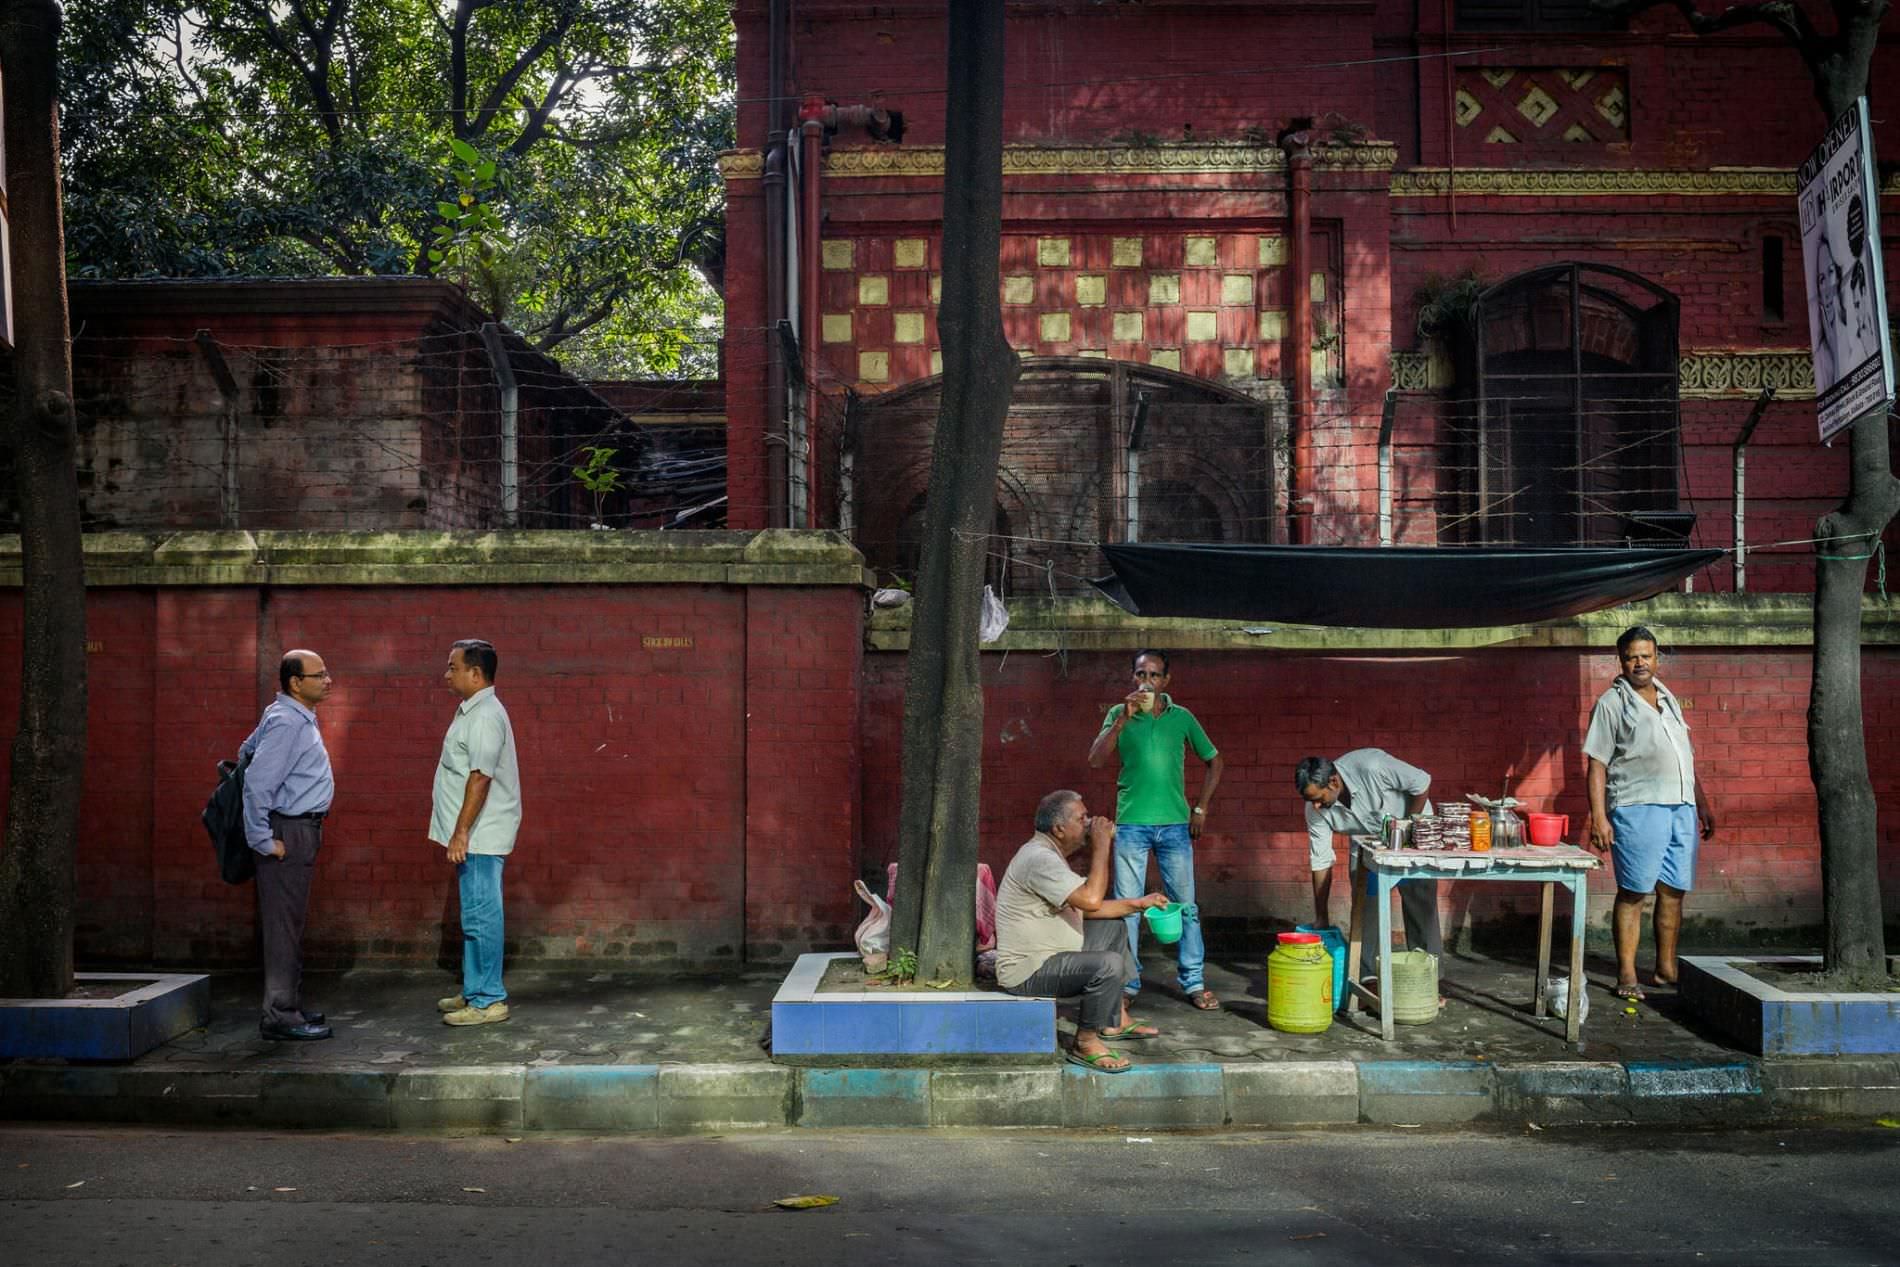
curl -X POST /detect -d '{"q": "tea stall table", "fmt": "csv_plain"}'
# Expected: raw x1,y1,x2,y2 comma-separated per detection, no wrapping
1344,840,1602,1046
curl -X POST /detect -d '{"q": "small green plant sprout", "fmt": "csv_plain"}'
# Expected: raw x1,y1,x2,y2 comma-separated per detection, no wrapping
573,445,623,529
870,946,919,985
428,139,509,304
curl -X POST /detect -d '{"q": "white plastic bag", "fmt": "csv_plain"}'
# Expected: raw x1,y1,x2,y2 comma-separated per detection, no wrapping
979,584,1010,644
853,879,891,972
1546,975,1589,1025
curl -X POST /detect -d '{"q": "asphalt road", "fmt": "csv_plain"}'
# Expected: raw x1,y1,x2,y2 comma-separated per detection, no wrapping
3,1123,1898,1265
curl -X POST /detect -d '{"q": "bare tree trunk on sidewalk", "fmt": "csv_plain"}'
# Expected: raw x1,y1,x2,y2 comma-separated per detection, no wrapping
888,0,1020,986
0,0,86,998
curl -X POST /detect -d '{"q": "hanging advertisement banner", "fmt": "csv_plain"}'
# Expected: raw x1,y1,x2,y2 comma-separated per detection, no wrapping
1798,96,1894,443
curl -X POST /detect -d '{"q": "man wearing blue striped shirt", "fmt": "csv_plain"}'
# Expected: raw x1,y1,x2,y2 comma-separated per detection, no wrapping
240,649,337,1041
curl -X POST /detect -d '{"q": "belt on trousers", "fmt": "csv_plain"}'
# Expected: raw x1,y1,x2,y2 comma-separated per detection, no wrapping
273,811,327,822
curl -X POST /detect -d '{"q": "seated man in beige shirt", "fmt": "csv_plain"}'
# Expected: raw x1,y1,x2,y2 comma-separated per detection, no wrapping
995,789,1167,1073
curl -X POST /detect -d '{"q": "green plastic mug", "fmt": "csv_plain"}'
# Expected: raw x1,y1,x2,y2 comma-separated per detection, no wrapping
1143,901,1193,944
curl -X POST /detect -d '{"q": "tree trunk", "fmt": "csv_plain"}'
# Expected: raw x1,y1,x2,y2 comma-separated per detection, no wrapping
1806,39,1893,980
1808,406,1897,978
888,0,1020,985
0,0,86,999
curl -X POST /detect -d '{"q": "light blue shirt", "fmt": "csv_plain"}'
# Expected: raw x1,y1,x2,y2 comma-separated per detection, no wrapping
1582,676,1697,808
239,694,335,854
429,686,522,856
1306,748,1434,860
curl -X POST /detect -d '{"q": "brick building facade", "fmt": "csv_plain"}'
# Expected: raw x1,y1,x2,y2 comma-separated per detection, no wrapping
722,0,1900,593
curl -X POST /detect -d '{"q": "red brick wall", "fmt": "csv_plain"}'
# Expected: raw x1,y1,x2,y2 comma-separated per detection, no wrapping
744,587,863,956
0,581,862,968
861,646,1900,943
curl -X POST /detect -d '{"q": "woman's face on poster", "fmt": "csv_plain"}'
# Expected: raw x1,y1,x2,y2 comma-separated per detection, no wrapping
1817,246,1842,331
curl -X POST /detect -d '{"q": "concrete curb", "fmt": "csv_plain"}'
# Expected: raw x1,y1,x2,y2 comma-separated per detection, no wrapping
6,1057,1900,1132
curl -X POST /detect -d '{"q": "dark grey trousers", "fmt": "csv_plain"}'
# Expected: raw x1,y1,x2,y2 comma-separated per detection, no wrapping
257,813,323,1027
1003,918,1135,1032
1362,877,1444,979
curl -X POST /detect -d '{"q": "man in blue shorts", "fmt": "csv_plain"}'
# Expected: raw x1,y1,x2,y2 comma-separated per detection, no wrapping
1584,626,1717,1000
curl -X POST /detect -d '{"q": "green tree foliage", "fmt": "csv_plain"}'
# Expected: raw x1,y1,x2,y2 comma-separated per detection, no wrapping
59,0,732,376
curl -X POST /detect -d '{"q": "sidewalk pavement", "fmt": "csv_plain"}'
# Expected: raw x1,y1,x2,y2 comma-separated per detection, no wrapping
5,950,1898,1132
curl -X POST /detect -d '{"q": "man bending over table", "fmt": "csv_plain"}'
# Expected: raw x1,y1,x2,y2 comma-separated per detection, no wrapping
1296,750,1441,981
995,790,1168,1074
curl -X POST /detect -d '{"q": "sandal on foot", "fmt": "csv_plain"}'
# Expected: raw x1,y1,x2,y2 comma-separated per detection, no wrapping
1066,1048,1132,1074
1189,989,1221,1011
1100,1020,1159,1041
1613,983,1646,1001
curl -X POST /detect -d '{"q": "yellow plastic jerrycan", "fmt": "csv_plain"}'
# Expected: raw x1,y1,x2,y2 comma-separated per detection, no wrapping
1267,932,1335,1034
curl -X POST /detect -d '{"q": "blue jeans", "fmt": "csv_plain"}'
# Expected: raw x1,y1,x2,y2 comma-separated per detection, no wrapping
458,854,508,1008
1113,822,1204,996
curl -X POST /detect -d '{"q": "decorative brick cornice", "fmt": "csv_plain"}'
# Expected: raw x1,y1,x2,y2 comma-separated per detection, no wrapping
1390,347,1817,400
1390,350,1433,391
1392,167,1798,197
718,150,764,180
1677,349,1815,399
720,141,1398,182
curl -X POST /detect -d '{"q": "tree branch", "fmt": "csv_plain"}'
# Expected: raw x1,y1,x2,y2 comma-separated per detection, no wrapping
229,0,346,146
532,277,631,348
466,8,577,141
508,63,574,157
1592,0,1820,52
450,0,480,138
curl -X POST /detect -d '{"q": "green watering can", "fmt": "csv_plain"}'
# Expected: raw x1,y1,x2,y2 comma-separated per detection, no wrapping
1143,901,1196,944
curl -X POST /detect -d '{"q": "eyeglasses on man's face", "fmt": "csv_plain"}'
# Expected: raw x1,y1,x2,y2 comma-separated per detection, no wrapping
295,670,334,681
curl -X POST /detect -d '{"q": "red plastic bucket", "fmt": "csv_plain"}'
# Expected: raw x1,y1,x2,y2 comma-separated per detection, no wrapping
1525,812,1569,846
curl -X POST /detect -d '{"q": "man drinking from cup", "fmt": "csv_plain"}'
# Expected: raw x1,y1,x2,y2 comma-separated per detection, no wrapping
1086,649,1224,1011
995,790,1169,1073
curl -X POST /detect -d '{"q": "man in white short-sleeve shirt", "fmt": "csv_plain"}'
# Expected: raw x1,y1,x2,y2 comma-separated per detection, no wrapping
430,639,522,1027
995,790,1167,1073
1583,626,1716,1001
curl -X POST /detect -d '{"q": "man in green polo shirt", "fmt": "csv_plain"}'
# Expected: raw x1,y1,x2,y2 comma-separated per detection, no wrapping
1086,649,1224,1009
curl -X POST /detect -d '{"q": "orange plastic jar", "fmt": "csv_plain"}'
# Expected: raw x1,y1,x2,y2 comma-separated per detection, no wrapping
1469,812,1492,852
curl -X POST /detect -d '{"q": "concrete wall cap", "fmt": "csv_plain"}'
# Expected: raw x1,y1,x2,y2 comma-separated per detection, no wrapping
0,530,870,589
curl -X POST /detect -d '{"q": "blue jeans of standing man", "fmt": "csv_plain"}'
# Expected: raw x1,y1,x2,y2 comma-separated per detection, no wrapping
458,854,508,1008
1113,822,1204,998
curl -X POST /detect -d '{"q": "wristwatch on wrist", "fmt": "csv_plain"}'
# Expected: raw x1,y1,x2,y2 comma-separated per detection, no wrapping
1192,807,1206,816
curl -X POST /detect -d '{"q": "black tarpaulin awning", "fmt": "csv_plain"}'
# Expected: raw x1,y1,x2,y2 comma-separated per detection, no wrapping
1094,543,1725,629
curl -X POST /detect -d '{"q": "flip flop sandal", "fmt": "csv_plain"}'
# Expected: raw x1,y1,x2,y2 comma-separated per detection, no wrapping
1066,1048,1132,1074
1100,1021,1159,1040
1612,983,1646,1002
1190,989,1221,1011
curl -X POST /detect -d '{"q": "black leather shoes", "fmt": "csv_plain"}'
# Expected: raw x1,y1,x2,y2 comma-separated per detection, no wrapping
302,1011,325,1026
260,1020,333,1041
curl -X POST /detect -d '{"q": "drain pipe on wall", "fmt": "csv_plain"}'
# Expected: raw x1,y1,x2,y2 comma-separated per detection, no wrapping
762,0,790,527
763,144,790,529
1126,392,1150,542
1731,385,1775,592
1376,388,1398,546
794,97,906,528
799,98,825,526
1280,122,1314,543
479,322,519,527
